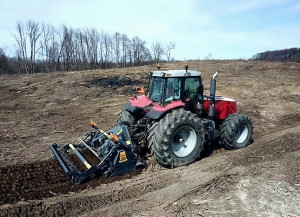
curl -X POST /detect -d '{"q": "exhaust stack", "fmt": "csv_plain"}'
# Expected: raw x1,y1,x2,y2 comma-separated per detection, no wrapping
208,72,218,118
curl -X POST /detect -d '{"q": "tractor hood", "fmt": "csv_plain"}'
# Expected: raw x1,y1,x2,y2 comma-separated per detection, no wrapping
203,95,237,119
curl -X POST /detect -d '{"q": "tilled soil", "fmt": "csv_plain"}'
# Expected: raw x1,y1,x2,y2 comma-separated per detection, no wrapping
0,60,299,216
0,157,144,205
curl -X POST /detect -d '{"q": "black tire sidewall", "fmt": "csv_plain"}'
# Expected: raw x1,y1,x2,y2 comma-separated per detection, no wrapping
117,109,136,125
152,109,205,168
166,121,203,167
117,109,136,135
220,113,253,150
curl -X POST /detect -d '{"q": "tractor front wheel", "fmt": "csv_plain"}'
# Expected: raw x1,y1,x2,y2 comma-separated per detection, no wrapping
150,109,205,168
219,113,253,150
117,109,136,135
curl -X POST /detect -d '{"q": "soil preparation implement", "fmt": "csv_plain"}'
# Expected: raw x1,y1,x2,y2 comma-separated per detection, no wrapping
50,64,253,184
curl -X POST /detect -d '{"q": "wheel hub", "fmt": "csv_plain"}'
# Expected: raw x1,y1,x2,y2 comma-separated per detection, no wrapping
235,125,249,144
171,126,197,158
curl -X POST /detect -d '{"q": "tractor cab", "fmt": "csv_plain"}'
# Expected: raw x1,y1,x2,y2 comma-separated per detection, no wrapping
148,70,203,105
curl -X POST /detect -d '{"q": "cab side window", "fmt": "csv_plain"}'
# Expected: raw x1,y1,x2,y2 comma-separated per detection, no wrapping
165,78,181,101
184,77,199,100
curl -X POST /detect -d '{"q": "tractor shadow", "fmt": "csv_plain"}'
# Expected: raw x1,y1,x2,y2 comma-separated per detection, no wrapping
201,141,227,159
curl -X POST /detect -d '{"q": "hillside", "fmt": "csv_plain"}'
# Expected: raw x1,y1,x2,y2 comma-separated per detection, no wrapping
0,60,299,216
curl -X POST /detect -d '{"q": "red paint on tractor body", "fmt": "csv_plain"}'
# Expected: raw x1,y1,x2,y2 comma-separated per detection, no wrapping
129,94,236,120
130,95,153,108
203,95,237,119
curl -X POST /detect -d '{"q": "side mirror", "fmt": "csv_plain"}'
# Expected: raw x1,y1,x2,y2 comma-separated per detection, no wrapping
196,85,204,111
197,85,203,96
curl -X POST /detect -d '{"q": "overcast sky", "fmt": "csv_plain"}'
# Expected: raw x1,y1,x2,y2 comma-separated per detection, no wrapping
0,0,299,60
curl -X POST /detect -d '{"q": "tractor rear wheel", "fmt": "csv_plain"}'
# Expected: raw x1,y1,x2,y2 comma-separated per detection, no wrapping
117,109,136,135
150,109,205,168
219,113,253,150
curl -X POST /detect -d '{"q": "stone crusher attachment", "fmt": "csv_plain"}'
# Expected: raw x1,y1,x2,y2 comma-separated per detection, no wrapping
50,122,144,184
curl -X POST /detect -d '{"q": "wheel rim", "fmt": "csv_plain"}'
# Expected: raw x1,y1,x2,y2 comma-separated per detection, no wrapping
171,126,197,157
235,125,249,144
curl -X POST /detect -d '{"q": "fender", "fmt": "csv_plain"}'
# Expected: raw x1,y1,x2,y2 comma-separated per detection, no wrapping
145,100,185,120
123,101,143,113
123,95,153,115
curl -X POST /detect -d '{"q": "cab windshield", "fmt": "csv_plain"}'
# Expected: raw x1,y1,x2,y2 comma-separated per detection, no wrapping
149,77,181,102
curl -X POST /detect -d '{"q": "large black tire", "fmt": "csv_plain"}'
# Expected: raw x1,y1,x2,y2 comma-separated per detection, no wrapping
146,121,158,154
117,109,136,135
150,109,205,168
219,113,253,150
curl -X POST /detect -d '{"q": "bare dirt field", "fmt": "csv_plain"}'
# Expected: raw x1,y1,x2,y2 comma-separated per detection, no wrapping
0,60,299,216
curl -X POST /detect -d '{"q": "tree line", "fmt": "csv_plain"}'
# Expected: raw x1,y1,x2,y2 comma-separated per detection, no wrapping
0,20,176,74
251,48,300,62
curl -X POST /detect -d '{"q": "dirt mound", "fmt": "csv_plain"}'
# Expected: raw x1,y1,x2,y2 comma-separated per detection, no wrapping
0,159,66,205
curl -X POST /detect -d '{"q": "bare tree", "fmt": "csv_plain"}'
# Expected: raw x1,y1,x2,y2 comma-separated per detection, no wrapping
9,20,160,73
163,42,175,62
26,20,43,73
204,53,213,60
40,24,58,72
132,37,151,66
132,37,142,66
103,32,112,69
13,20,43,73
113,32,121,68
151,42,164,63
98,31,105,68
76,29,87,69
13,22,29,73
59,25,76,71
120,34,129,68
89,28,100,69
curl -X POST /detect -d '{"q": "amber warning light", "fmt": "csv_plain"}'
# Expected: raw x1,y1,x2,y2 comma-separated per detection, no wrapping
90,121,97,128
157,64,161,70
138,85,145,94
185,64,188,72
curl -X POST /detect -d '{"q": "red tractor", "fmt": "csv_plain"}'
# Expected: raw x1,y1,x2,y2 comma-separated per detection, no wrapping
117,65,253,168
50,65,253,184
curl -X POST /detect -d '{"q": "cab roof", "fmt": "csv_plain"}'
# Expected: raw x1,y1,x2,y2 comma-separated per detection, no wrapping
151,70,201,77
